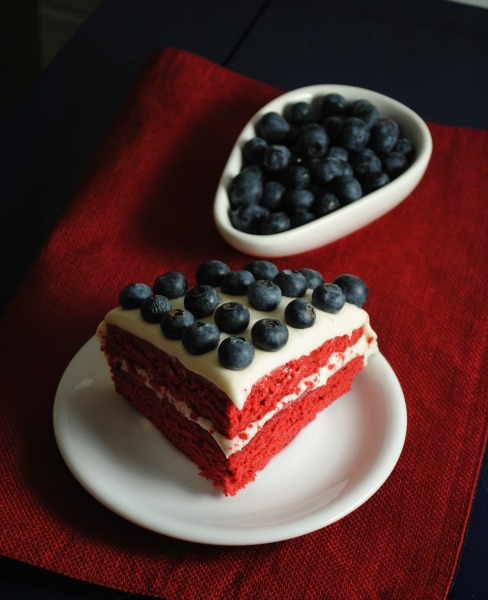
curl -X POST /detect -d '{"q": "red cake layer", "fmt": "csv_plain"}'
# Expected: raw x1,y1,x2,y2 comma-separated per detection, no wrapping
102,323,364,438
111,355,364,495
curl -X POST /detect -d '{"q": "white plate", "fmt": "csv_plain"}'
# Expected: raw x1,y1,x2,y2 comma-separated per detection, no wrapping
53,336,407,546
213,84,432,256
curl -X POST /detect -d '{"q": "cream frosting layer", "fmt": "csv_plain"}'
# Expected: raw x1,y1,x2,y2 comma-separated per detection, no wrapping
98,289,378,410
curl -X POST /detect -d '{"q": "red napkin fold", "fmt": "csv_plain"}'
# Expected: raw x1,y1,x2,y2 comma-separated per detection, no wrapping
1,48,487,599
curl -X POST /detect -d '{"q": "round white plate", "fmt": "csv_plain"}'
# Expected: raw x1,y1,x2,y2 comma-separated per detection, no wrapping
53,336,406,546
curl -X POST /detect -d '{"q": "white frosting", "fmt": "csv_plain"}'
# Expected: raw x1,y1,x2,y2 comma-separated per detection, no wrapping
99,288,378,410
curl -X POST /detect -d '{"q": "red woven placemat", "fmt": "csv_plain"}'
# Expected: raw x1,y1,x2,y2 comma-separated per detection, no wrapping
1,48,487,599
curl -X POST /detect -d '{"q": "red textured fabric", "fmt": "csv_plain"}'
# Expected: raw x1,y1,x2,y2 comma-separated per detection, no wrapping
0,48,487,599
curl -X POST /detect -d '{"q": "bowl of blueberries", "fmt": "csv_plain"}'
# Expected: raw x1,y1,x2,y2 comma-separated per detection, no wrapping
213,85,432,257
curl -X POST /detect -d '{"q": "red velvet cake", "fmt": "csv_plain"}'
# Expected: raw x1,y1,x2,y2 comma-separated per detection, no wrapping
97,260,378,496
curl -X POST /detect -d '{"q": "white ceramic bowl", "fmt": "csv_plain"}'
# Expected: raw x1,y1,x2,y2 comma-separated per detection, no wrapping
213,84,432,257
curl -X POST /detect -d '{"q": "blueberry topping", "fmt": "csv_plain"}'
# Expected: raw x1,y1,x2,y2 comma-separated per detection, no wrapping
214,302,250,333
251,318,289,351
285,298,316,329
160,308,195,339
118,283,152,309
195,261,230,286
220,270,255,295
153,271,188,299
140,295,172,323
333,274,368,308
299,268,324,289
218,336,255,370
247,279,282,311
274,269,307,297
184,285,219,318
312,283,346,313
181,322,220,355
243,260,279,281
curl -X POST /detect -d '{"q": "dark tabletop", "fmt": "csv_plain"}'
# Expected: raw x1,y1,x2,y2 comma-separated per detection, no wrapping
1,0,487,597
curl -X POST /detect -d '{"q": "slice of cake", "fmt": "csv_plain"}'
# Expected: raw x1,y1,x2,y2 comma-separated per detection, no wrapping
97,260,378,496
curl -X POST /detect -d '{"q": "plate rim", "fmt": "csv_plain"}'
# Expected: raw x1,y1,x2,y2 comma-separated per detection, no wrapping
53,335,407,546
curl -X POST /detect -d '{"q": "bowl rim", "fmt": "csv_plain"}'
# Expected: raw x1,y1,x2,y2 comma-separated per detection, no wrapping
213,84,433,257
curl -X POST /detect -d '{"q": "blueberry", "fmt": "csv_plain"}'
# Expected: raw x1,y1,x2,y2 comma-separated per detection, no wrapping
381,151,409,179
261,180,286,211
283,189,315,213
262,144,291,172
184,285,219,318
297,123,329,159
218,336,255,370
394,137,414,158
287,101,313,126
332,175,363,204
221,270,255,295
290,210,315,228
242,137,268,165
182,322,220,355
260,211,291,234
333,274,368,308
285,298,316,329
251,318,289,351
312,283,346,314
228,165,263,209
118,283,152,309
369,118,400,153
284,165,311,189
313,157,345,184
299,268,324,289
313,193,341,217
323,115,346,144
350,151,382,179
214,302,250,333
247,279,282,311
321,93,347,118
327,146,349,161
339,117,370,152
230,204,270,233
348,99,380,128
361,171,390,193
256,112,290,143
274,270,307,297
243,260,279,281
153,271,188,299
140,295,172,323
160,308,195,339
195,260,230,286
